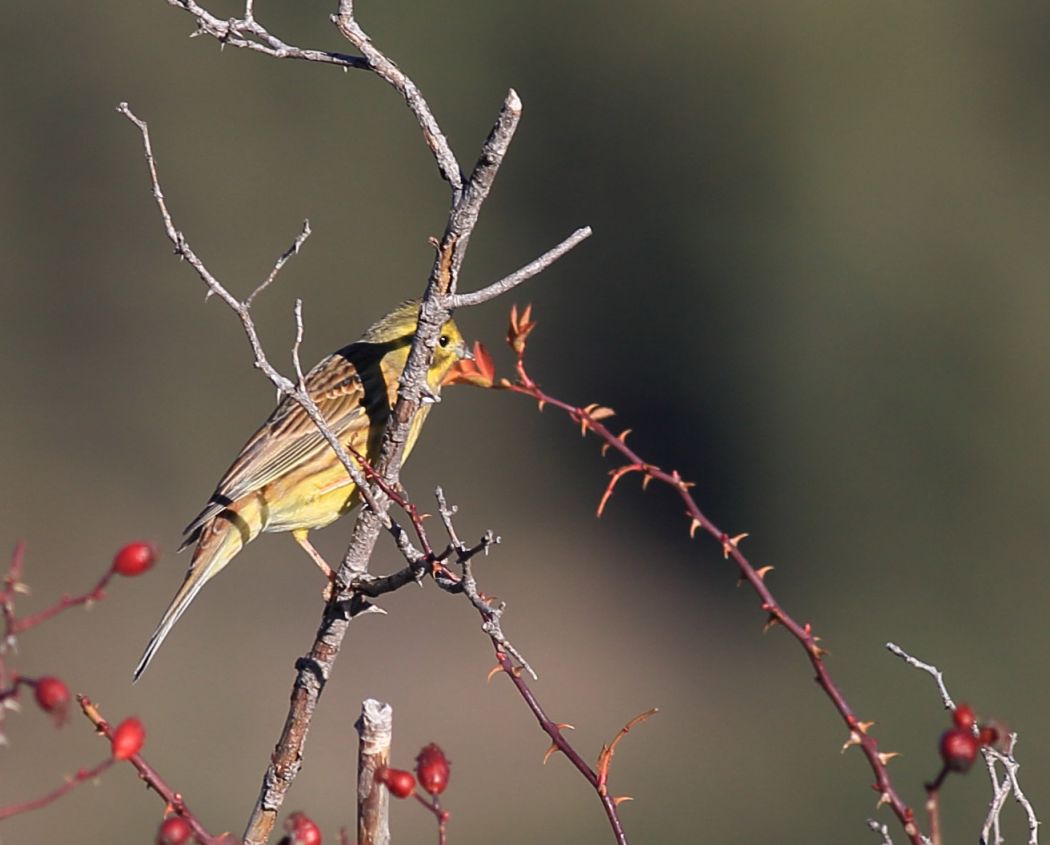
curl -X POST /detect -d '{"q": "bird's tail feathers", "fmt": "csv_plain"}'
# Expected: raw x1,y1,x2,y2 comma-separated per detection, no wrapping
132,522,242,682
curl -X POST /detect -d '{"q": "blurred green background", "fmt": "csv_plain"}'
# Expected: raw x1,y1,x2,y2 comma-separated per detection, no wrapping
2,1,1048,842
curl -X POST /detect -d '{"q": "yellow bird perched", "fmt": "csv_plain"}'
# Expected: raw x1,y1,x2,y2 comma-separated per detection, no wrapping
133,300,469,680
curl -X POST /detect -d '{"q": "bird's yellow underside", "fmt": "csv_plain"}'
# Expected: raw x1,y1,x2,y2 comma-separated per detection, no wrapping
132,299,465,681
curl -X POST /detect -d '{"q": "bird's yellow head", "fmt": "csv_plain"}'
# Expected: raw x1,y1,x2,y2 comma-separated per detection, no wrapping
361,299,469,392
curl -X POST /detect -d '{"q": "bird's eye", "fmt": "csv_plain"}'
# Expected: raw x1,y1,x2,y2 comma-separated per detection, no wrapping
438,334,450,348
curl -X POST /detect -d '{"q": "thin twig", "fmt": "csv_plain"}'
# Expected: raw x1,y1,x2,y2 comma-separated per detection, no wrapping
2,543,120,642
168,0,369,69
998,740,1039,845
0,759,114,821
983,742,1013,845
885,643,955,710
116,103,383,519
867,818,896,845
448,227,592,307
247,220,311,307
291,299,308,389
331,2,462,192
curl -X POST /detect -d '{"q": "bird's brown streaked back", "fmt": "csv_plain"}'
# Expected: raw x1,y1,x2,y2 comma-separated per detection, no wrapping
133,300,469,680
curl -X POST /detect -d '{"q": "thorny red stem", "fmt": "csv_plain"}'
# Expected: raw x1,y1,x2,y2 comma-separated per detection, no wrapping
494,650,630,845
502,351,923,844
10,574,112,634
77,695,239,845
413,793,450,845
0,758,114,821
2,541,115,636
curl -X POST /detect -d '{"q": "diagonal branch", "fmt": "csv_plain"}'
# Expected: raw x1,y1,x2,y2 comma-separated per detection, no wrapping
167,0,370,69
117,103,384,519
448,226,593,308
331,3,462,192
502,339,927,844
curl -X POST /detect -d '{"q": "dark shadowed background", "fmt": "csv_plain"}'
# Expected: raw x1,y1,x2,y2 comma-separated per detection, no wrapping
2,2,1048,843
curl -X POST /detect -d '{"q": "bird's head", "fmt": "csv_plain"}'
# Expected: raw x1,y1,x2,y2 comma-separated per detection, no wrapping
362,299,471,393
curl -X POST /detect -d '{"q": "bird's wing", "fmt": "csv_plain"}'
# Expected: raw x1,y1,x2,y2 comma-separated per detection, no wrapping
180,349,370,544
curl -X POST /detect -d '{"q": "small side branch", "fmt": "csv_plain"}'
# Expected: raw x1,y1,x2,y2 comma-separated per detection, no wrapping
331,2,461,192
887,643,1039,845
448,226,593,308
885,643,955,710
0,759,114,821
247,222,312,308
168,0,369,69
117,103,382,518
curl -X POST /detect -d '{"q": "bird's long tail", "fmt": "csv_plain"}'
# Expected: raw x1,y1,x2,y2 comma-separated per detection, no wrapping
132,512,252,681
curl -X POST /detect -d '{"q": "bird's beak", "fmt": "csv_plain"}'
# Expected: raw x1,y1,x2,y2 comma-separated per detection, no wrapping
458,341,474,361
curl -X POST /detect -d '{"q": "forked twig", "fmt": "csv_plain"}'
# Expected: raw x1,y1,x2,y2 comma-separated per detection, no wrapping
887,643,1038,845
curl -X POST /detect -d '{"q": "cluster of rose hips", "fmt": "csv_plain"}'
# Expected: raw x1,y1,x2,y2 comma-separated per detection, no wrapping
375,743,451,799
25,544,453,845
149,745,451,844
939,703,999,773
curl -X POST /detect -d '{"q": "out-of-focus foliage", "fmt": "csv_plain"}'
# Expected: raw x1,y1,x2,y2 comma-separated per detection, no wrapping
2,3,1047,843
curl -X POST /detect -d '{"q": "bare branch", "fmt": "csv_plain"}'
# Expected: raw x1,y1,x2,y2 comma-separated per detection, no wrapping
432,488,532,678
291,299,308,389
867,819,896,845
453,88,524,257
247,220,311,308
424,89,523,298
448,226,592,307
885,642,955,710
117,102,383,518
331,4,462,192
167,0,369,69
350,561,423,598
981,736,1039,845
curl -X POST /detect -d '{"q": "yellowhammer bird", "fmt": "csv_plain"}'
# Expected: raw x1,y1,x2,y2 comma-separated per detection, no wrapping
133,299,469,680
